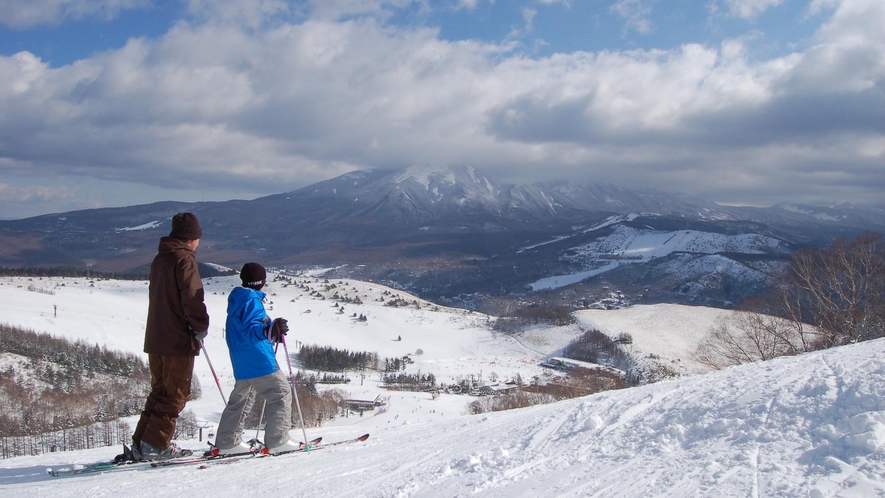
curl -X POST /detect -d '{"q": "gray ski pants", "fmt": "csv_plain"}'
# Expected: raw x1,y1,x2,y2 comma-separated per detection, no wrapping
215,368,293,449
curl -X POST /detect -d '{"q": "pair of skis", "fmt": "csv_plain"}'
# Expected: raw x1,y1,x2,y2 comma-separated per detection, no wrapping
47,453,187,477
48,433,368,477
153,433,369,469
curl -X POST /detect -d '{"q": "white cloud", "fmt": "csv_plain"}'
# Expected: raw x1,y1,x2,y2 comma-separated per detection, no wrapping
808,0,841,16
304,0,423,21
0,0,882,211
611,0,653,35
0,180,84,218
456,0,480,10
714,0,784,20
0,0,151,29
784,0,885,94
522,6,537,28
815,0,885,45
186,0,290,28
0,183,73,202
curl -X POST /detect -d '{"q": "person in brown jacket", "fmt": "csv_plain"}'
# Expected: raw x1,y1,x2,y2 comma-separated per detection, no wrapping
131,212,210,461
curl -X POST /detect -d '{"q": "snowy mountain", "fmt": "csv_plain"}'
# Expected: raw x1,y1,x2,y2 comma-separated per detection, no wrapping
269,165,737,226
1,275,883,497
0,165,882,310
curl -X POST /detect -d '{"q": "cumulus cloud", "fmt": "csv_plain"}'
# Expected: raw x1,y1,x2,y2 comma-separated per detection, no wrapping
815,0,885,46
0,0,151,29
0,0,882,213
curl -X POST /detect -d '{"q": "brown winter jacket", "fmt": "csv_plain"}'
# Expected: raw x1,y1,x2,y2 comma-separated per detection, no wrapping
143,237,210,356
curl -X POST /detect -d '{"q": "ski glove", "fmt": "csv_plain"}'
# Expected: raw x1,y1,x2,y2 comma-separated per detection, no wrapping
267,318,289,343
194,330,208,341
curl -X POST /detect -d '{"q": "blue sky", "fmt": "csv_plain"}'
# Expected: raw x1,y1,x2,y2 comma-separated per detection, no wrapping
1,0,883,218
2,1,826,67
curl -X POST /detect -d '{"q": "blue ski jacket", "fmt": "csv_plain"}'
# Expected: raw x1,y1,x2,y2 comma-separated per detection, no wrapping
225,286,277,380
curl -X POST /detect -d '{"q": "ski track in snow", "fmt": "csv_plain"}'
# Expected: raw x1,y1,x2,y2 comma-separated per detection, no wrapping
0,276,884,497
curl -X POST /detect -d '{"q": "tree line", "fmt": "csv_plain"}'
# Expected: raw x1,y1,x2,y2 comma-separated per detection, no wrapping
0,324,148,378
0,263,235,279
298,344,380,372
298,344,418,376
0,266,144,280
493,304,576,333
562,329,632,369
381,372,436,390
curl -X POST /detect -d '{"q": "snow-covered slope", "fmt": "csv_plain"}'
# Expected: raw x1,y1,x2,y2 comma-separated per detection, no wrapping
1,276,884,497
529,219,787,292
574,304,735,375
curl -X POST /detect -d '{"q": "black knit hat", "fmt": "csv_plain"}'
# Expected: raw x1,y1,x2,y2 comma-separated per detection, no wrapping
169,213,202,240
240,262,267,289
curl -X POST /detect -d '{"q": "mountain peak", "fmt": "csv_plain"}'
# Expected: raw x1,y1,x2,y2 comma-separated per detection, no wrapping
394,165,467,187
392,165,495,192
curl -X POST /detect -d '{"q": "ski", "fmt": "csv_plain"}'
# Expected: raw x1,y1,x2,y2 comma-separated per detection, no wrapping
156,433,369,469
196,433,370,469
305,432,369,449
260,432,368,455
48,434,367,475
48,446,195,477
150,436,325,468
48,460,134,477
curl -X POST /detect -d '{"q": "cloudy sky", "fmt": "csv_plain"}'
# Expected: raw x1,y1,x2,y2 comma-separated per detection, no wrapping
1,0,883,219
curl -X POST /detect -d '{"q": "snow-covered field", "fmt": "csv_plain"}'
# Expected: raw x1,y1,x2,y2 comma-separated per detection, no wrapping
1,275,883,497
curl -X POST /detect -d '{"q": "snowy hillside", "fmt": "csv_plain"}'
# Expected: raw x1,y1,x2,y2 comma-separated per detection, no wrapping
529,217,786,292
1,276,884,496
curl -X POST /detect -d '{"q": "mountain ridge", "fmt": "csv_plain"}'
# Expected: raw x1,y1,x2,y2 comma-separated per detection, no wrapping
0,165,882,310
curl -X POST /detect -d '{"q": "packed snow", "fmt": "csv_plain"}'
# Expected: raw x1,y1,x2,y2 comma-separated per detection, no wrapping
528,221,784,291
529,262,620,291
115,220,163,232
1,275,883,497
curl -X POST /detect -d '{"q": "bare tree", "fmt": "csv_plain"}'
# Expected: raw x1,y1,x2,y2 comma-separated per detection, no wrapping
174,410,199,439
697,232,884,369
696,311,803,369
780,233,885,348
189,375,202,401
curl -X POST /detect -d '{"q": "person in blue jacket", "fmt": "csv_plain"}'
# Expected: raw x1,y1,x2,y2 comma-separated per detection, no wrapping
212,262,299,455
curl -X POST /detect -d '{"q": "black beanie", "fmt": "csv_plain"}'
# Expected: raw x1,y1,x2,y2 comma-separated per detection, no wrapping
240,262,267,289
169,213,202,240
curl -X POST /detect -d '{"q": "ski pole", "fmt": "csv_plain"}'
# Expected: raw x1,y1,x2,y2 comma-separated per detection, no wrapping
280,333,309,448
254,397,268,444
200,338,227,405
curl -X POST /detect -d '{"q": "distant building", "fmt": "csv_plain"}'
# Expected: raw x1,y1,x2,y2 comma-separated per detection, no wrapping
475,382,520,396
345,394,385,412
